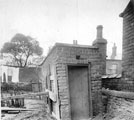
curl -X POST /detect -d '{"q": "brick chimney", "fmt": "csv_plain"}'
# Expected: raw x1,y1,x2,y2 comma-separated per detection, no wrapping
97,25,103,38
73,40,78,45
93,25,107,74
111,43,117,59
93,25,107,45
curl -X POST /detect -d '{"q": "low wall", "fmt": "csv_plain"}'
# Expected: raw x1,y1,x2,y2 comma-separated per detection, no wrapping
19,67,41,83
102,77,134,92
102,89,134,120
102,78,121,90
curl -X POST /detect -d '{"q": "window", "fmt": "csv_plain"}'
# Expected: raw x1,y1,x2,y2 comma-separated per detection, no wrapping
49,99,56,114
50,80,54,92
111,64,117,74
7,68,13,76
47,64,55,92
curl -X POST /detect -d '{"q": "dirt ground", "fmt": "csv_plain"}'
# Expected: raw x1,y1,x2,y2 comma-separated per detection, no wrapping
2,98,56,120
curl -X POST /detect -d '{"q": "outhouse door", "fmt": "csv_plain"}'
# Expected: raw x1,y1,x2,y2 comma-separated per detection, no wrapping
68,65,90,120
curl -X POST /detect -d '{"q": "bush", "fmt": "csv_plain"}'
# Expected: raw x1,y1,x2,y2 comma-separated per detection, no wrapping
1,82,32,92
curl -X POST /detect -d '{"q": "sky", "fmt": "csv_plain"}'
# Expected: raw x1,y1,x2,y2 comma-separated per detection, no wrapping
0,0,129,58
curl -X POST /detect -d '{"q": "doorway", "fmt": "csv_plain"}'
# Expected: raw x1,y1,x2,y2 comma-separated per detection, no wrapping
68,65,90,120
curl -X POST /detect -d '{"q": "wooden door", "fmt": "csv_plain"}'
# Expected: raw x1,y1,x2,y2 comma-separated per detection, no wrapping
68,66,90,120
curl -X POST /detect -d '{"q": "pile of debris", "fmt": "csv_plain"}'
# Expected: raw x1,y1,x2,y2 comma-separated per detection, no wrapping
102,89,134,120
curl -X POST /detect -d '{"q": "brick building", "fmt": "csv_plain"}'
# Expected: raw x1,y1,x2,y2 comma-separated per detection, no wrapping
120,0,134,91
41,25,107,120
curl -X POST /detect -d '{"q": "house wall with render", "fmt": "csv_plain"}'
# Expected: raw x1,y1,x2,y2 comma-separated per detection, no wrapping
0,66,19,83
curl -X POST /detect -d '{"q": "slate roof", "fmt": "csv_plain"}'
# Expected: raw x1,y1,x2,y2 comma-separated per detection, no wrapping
120,0,134,17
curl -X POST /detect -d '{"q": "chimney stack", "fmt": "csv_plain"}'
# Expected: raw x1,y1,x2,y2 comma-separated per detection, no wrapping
92,25,107,75
73,40,78,45
97,25,103,39
111,43,117,59
93,25,107,45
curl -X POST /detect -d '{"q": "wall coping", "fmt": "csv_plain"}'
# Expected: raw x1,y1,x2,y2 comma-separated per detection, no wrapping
102,88,134,99
40,42,98,66
102,74,121,79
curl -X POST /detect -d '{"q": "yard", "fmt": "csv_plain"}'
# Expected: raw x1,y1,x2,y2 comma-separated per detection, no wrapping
2,98,56,120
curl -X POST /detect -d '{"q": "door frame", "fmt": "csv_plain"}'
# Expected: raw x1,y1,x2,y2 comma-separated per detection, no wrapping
66,63,93,119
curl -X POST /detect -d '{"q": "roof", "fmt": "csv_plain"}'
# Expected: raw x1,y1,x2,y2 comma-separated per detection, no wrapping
102,74,122,79
106,59,122,62
120,0,134,17
40,42,98,66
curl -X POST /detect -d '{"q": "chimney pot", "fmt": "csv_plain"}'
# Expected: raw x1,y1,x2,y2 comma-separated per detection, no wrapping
73,40,78,45
111,43,117,59
97,25,103,39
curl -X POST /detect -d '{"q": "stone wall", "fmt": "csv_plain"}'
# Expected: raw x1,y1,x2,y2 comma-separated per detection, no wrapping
102,89,134,120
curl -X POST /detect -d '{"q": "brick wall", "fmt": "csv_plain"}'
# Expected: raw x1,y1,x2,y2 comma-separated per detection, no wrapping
101,76,134,92
41,43,106,120
102,78,121,90
120,1,134,91
56,44,103,118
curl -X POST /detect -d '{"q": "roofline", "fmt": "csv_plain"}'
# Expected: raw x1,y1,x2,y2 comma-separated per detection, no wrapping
39,44,57,66
1,65,40,68
120,0,134,17
106,59,122,61
39,42,98,66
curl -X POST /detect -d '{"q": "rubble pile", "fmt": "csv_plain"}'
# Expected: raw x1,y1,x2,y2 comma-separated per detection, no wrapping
103,96,134,120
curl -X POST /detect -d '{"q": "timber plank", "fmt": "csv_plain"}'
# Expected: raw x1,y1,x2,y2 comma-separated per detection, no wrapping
1,107,37,111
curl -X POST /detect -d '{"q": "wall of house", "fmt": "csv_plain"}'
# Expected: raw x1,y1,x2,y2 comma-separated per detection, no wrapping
41,47,60,119
41,43,106,120
56,44,104,119
106,60,122,75
121,1,134,91
0,66,19,83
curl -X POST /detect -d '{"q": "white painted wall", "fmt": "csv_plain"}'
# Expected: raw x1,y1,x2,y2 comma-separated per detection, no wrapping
0,66,19,83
